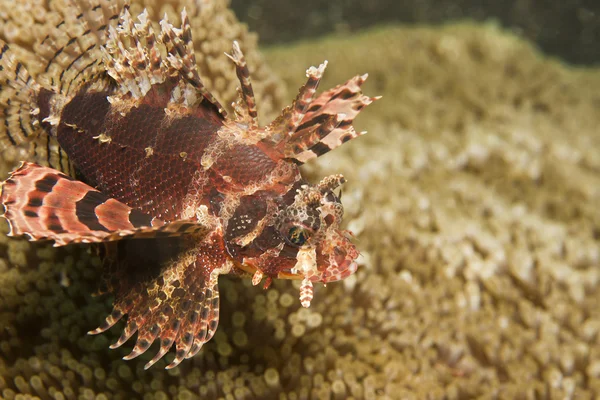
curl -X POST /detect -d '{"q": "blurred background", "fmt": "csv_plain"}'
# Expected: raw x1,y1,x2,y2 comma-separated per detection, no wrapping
231,0,600,65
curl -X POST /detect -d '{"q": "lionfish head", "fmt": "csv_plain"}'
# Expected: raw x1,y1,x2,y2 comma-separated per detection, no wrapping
271,174,359,306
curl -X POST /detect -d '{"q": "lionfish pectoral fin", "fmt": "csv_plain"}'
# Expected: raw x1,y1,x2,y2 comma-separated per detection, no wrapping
0,162,210,245
90,236,232,370
264,68,379,164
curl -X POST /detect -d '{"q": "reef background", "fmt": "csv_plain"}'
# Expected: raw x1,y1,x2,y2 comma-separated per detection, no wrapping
1,0,600,399
231,0,600,66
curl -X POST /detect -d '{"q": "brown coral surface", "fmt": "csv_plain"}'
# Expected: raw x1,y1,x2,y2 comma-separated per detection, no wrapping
1,2,600,400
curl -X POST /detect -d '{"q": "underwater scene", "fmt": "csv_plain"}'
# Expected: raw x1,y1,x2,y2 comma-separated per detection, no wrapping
0,0,599,399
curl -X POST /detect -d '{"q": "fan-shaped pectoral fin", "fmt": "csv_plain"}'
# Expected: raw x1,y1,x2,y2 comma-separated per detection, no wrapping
89,231,233,369
1,162,211,245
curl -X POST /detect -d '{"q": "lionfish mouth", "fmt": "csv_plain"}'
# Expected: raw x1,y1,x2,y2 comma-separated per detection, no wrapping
277,241,360,308
275,258,358,282
239,233,360,308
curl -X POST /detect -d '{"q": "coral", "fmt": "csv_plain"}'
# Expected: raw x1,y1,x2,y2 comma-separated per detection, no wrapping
267,22,600,397
2,3,600,400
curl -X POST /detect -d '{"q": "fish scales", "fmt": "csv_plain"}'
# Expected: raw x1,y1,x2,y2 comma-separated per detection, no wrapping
0,2,378,369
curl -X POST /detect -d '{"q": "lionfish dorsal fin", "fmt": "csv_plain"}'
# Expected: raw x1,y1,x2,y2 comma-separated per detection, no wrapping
225,41,259,128
264,65,379,164
1,162,212,246
102,8,227,116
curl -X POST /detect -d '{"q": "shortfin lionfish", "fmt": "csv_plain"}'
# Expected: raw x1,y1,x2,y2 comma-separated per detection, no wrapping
0,0,378,369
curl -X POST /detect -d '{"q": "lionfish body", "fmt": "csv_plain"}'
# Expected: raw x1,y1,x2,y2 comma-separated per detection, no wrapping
0,1,377,369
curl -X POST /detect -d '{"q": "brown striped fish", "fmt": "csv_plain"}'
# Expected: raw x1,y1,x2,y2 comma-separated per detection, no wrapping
0,0,378,369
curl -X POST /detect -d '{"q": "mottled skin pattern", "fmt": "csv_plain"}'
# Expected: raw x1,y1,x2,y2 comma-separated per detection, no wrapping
53,83,226,221
0,2,377,369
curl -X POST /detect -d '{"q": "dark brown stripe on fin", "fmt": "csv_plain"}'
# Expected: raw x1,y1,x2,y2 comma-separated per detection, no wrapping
76,191,110,232
47,215,67,234
27,197,43,208
176,223,193,232
309,142,331,157
34,174,60,193
295,113,332,135
129,209,154,228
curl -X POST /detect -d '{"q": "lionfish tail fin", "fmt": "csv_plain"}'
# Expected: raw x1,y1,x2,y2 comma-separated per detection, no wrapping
264,67,379,164
1,0,127,174
0,42,42,149
34,0,127,95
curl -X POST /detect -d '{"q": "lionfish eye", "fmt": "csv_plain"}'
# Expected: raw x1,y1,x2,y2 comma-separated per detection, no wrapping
287,226,310,246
